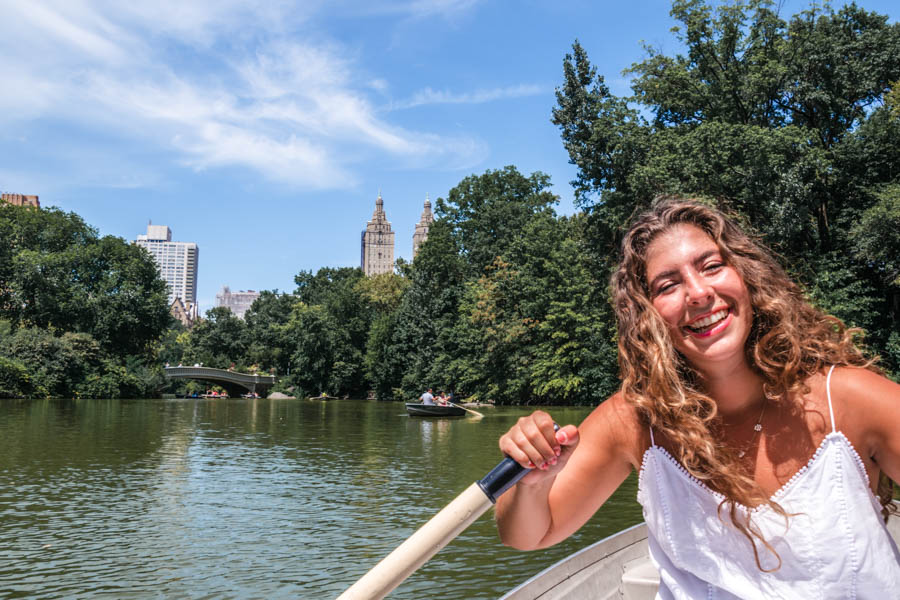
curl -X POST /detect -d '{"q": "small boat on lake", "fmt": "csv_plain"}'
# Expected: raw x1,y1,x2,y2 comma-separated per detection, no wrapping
499,511,900,599
309,394,338,400
405,402,466,417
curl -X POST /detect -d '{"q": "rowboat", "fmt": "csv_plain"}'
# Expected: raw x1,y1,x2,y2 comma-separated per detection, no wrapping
309,394,338,400
499,511,900,599
405,403,466,417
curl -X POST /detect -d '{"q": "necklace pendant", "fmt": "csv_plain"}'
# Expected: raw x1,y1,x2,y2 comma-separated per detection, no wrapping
738,450,746,458
753,423,763,432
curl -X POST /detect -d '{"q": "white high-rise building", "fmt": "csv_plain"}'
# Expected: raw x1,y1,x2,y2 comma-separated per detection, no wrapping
134,223,199,316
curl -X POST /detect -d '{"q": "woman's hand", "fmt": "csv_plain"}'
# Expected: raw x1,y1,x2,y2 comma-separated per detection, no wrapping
498,410,580,485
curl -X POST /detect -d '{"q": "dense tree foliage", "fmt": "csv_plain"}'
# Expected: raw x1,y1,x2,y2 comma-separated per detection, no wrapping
0,204,170,398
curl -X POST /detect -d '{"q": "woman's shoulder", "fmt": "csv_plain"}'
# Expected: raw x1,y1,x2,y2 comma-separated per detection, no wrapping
821,365,900,480
580,390,648,469
818,365,897,410
826,365,900,424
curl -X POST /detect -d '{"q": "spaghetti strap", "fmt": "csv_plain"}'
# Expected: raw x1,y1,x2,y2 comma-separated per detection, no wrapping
825,365,837,433
649,426,655,447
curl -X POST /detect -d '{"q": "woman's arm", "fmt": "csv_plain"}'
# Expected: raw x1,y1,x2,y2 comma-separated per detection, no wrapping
836,367,900,482
495,393,640,550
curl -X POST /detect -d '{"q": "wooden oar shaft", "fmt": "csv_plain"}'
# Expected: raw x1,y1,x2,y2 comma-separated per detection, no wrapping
448,401,484,418
337,482,493,600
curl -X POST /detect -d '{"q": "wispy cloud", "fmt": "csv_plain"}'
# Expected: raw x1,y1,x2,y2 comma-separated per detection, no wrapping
0,0,487,190
391,84,545,110
332,0,481,20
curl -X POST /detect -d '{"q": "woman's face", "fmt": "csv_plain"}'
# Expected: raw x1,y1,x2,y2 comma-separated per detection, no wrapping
644,224,752,374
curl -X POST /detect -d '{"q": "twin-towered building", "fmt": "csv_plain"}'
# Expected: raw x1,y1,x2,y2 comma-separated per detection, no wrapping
360,193,433,276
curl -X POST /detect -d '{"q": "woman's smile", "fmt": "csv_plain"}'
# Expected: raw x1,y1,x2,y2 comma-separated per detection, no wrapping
683,306,732,337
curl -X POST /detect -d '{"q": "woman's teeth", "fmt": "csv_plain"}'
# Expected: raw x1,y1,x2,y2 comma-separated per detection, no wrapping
686,309,728,332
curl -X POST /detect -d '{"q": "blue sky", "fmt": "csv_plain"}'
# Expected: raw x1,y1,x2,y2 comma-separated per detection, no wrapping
1,0,896,312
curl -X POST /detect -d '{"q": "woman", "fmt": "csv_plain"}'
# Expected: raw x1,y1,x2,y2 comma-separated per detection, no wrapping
496,199,900,598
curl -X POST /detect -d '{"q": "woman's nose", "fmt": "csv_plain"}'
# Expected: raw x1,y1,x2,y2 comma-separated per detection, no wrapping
684,272,713,305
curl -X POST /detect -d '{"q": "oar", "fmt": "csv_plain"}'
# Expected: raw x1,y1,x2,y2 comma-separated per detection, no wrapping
448,400,484,418
337,429,556,600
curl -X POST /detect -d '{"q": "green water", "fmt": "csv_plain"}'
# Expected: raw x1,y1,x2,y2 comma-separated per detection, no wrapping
0,398,643,599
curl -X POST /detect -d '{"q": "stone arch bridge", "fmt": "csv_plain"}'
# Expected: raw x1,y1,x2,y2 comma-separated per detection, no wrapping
164,366,277,396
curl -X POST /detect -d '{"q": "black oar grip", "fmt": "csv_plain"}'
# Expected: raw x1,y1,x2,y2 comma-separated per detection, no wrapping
476,457,527,504
477,424,559,504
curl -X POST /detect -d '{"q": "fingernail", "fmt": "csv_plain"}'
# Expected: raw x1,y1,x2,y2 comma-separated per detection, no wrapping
556,430,568,444
527,461,535,469
549,457,557,466
555,447,561,456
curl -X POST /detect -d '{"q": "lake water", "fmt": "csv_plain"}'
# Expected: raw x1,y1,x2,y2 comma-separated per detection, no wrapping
0,398,643,599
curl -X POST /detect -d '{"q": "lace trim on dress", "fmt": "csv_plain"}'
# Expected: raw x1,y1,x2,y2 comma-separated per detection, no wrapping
637,431,873,514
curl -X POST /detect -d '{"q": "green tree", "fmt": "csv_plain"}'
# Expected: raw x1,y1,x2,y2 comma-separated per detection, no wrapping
0,205,169,358
437,166,559,277
243,290,300,376
357,273,409,400
181,307,248,369
288,267,373,397
1,325,101,398
285,303,338,396
452,213,618,405
389,220,466,398
0,356,37,398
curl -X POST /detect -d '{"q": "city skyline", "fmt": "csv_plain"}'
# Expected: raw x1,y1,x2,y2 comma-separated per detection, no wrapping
1,1,896,313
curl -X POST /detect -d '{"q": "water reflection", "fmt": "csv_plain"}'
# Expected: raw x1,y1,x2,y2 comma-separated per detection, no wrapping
0,399,642,599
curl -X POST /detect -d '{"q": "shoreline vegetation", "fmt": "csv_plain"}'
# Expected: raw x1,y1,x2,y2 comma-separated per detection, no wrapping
2,1,898,404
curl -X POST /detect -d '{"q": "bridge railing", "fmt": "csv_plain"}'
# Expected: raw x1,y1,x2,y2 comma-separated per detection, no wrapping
164,366,276,385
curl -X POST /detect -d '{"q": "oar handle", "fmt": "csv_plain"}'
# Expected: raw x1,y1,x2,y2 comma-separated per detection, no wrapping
476,456,528,503
477,423,559,503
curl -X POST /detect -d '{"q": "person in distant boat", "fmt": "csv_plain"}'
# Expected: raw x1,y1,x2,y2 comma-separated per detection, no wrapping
495,199,900,597
420,388,435,405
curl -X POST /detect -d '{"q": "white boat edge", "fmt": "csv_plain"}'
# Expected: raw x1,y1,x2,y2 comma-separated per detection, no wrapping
499,506,900,600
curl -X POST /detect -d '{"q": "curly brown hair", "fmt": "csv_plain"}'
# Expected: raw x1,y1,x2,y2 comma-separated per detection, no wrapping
611,198,889,569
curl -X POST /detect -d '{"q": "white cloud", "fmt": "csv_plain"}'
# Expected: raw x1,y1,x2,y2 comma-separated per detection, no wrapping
404,0,482,19
326,0,481,20
391,84,545,110
0,0,486,190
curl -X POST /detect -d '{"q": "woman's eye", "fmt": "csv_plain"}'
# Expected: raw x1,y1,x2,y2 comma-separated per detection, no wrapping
656,282,676,294
704,262,723,272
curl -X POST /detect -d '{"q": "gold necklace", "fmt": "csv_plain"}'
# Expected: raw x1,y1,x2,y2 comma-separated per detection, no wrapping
732,399,767,459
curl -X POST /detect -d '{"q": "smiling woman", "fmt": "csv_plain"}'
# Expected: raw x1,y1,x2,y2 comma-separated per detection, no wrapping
494,198,900,599
644,223,753,372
